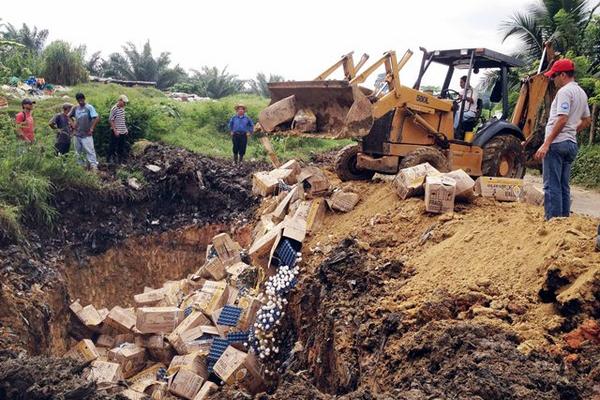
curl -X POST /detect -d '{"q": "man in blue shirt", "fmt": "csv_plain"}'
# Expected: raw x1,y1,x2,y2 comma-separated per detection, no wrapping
228,104,253,163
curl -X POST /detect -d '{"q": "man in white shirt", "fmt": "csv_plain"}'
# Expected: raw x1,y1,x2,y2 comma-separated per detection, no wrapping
454,75,478,132
535,58,591,220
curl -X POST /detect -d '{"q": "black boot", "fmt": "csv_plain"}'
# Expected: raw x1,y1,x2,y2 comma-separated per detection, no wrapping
233,154,239,164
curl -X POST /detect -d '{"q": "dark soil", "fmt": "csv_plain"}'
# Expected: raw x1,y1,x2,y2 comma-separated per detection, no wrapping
0,350,120,400
256,239,600,400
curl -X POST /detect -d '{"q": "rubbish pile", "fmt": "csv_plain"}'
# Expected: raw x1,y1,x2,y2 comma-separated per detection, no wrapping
392,162,545,212
168,92,213,102
63,160,357,399
0,76,68,102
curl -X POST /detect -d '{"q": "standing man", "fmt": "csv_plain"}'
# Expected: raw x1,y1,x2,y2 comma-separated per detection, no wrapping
108,94,129,164
69,92,99,170
15,98,36,143
49,103,73,155
228,104,253,164
535,59,591,220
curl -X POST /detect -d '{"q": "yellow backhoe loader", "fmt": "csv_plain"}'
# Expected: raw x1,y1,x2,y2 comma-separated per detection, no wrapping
257,45,557,181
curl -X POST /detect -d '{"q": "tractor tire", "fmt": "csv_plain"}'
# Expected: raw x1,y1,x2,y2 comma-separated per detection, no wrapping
399,147,450,172
481,135,526,178
334,144,376,182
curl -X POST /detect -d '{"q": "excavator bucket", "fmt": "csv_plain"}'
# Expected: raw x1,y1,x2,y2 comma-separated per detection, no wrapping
259,80,374,139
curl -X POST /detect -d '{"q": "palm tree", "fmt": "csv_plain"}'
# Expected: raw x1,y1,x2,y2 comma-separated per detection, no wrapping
249,72,285,98
103,41,186,89
189,66,243,99
1,22,48,54
500,0,600,61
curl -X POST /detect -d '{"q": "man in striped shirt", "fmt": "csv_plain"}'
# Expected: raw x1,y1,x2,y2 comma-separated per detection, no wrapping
108,94,129,163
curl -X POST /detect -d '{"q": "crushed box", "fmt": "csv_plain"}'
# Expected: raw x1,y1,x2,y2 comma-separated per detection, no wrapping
424,175,456,213
87,360,123,383
213,346,266,394
134,288,166,306
192,280,230,315
293,198,326,235
252,172,279,197
107,343,146,378
64,339,100,363
475,176,524,202
392,162,440,199
212,233,242,266
327,191,360,212
129,363,166,393
519,183,544,206
443,169,475,200
297,166,329,196
69,301,104,329
193,381,218,400
136,306,184,334
105,306,137,333
168,368,205,400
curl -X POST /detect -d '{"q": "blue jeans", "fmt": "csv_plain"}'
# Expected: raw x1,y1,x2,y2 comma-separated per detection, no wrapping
75,136,98,168
542,140,578,220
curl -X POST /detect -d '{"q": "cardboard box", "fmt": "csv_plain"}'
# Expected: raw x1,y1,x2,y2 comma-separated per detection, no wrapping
252,214,276,242
135,333,167,350
294,198,326,235
213,346,266,394
134,288,166,306
326,191,360,212
424,175,456,214
193,381,218,400
474,176,524,202
212,233,242,266
237,296,262,331
64,339,100,363
70,302,104,329
168,353,209,379
136,307,184,334
392,162,440,199
192,281,230,316
226,261,250,286
168,369,205,400
297,166,329,196
272,185,299,222
252,172,279,197
519,183,544,206
280,159,301,177
87,360,123,383
269,168,296,185
114,333,135,347
107,344,146,378
443,169,475,200
129,363,166,392
199,257,227,281
167,311,212,354
258,94,296,132
282,215,307,243
249,221,284,263
96,334,115,349
158,281,185,307
105,306,137,333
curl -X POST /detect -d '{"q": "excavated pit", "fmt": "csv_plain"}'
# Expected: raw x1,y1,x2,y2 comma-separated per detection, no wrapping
1,149,599,400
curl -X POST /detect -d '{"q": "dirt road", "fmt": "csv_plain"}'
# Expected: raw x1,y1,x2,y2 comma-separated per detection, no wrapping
524,174,600,218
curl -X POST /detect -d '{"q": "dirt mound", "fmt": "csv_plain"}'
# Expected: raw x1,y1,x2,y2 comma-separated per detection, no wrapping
0,351,118,400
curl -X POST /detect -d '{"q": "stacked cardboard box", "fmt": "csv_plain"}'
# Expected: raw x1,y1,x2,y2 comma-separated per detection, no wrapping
65,160,344,399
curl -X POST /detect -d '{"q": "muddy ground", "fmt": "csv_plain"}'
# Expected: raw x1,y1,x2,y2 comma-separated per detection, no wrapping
1,147,599,399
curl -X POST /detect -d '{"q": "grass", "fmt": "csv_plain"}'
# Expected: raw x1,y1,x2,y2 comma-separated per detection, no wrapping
571,144,600,188
0,83,351,239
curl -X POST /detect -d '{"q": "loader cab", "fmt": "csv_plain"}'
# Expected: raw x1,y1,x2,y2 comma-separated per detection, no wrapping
413,48,525,141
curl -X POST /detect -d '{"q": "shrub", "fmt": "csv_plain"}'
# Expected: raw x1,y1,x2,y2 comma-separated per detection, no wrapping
571,144,600,187
42,40,88,85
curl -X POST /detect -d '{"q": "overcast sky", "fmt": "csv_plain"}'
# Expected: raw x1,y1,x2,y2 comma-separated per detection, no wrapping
2,0,527,88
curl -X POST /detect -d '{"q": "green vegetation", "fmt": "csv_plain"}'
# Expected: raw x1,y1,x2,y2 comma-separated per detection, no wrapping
0,115,99,240
571,145,600,187
42,41,88,85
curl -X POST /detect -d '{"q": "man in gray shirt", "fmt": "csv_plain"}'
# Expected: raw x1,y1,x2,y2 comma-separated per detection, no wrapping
69,92,99,170
535,58,591,220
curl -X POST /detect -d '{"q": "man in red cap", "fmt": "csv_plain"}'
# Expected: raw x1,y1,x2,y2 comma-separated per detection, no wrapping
535,59,591,220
